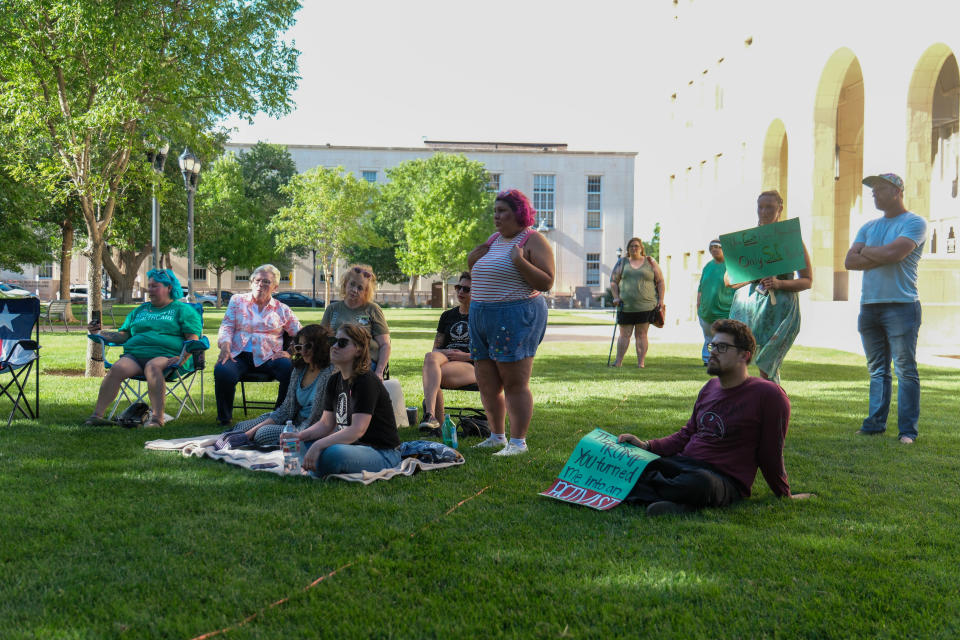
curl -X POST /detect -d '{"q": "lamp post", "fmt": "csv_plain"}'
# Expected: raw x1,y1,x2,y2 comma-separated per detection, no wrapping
178,147,201,303
146,140,169,270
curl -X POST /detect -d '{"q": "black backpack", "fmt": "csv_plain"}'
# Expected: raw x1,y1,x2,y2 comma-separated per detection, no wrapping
457,415,490,439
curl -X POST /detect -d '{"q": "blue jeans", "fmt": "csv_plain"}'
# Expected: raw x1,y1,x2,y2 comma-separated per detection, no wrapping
300,441,401,477
214,352,293,424
858,302,921,438
698,317,714,364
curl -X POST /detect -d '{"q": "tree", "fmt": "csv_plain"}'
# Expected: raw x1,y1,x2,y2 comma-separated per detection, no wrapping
194,154,284,304
645,222,661,261
0,163,56,272
386,154,493,302
342,203,407,285
0,0,300,375
269,167,381,305
236,142,297,214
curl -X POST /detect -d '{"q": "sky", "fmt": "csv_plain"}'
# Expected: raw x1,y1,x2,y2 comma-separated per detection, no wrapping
222,0,677,153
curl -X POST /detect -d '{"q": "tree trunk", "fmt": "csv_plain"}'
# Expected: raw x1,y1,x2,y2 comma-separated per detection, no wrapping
103,244,150,303
58,218,77,323
215,268,224,308
407,274,418,307
85,238,105,377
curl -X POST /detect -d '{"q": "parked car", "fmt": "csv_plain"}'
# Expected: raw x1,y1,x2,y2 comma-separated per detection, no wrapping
0,282,33,298
196,290,233,307
69,285,111,303
273,292,325,308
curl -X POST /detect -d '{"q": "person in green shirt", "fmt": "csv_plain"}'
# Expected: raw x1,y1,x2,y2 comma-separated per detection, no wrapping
697,239,734,366
85,269,202,427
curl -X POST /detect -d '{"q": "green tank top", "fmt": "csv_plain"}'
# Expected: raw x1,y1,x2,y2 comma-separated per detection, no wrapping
618,259,657,312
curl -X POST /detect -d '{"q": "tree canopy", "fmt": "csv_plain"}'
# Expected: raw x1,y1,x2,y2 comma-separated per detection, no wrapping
0,0,301,373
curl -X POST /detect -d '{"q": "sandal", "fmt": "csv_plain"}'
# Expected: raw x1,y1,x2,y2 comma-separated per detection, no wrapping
84,415,116,426
145,414,164,428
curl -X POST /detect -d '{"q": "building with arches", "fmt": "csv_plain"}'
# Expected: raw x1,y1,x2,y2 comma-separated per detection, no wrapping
658,0,960,349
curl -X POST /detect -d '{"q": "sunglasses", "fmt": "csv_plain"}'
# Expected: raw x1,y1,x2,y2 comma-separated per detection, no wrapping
707,342,741,354
292,343,310,352
454,285,471,293
328,336,353,348
352,267,373,279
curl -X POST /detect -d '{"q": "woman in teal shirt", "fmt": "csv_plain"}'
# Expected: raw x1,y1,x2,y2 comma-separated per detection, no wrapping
85,269,202,427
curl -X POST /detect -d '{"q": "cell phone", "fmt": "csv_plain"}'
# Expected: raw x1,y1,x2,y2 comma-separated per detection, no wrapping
92,310,101,325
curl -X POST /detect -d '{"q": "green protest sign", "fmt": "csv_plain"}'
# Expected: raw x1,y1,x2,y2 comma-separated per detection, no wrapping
719,217,807,285
540,428,659,510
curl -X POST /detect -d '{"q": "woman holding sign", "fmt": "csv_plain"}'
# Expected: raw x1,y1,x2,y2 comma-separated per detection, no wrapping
727,190,812,385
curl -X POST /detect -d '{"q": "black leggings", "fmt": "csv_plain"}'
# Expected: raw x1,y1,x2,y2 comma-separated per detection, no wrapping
626,456,743,510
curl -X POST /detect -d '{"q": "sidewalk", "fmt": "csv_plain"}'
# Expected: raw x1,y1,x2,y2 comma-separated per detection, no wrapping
545,310,960,369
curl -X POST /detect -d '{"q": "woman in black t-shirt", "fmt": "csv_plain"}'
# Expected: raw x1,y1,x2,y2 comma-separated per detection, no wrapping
419,272,477,429
282,323,401,476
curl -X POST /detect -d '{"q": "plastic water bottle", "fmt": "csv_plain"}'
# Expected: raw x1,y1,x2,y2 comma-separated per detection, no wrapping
442,414,458,449
281,420,301,474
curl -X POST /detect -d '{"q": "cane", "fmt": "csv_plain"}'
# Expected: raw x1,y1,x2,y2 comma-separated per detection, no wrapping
607,302,620,367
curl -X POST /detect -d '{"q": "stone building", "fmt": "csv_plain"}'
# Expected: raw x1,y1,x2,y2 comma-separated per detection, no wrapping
657,0,960,349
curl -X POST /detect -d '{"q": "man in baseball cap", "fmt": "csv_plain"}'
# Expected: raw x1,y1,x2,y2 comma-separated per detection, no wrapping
844,172,927,444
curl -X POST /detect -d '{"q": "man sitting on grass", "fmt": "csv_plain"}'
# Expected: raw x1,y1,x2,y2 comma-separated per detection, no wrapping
618,318,812,516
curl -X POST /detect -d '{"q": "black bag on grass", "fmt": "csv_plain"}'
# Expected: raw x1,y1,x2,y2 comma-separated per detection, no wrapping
458,415,490,439
116,402,150,429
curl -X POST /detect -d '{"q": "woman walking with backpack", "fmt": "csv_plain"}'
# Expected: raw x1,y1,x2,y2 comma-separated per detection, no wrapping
466,189,554,456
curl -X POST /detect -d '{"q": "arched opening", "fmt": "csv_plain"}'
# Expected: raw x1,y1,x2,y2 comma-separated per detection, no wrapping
813,48,864,302
906,44,959,256
761,119,788,217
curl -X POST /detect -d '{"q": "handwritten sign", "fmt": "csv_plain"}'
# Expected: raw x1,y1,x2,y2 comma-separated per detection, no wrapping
540,429,659,510
719,217,806,285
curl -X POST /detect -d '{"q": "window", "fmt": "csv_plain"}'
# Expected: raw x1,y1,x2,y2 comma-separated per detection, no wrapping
533,174,555,228
279,271,291,283
361,170,377,183
585,253,601,286
37,263,53,279
235,269,250,282
586,176,602,229
487,173,501,192
193,267,207,281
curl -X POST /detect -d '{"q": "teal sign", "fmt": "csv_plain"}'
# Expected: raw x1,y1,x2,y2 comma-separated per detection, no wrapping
719,217,807,285
540,429,659,510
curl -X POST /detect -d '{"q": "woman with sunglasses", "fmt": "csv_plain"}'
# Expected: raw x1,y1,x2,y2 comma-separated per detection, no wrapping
226,324,335,445
283,323,402,476
320,264,391,380
466,189,555,456
419,272,477,430
610,237,665,368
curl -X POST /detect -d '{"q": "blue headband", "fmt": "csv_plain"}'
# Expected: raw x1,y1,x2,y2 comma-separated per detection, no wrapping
146,269,184,300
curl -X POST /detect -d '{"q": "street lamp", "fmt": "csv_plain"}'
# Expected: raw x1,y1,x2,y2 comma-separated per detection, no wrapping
178,147,201,303
146,139,169,270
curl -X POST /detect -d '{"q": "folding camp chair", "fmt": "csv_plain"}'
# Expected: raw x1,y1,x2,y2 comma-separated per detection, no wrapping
424,382,486,423
87,303,210,421
0,297,41,427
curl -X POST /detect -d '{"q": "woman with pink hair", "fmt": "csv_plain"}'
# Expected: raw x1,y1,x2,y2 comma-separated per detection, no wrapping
466,189,555,456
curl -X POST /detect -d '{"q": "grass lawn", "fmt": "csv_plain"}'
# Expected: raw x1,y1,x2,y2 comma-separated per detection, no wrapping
3,308,960,639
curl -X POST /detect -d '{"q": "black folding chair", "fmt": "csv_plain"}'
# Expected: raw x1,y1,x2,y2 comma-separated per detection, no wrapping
0,297,41,427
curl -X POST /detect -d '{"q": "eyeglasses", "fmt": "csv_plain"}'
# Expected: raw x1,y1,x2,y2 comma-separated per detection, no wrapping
454,285,471,293
352,267,373,279
328,336,353,348
252,278,273,286
707,342,741,354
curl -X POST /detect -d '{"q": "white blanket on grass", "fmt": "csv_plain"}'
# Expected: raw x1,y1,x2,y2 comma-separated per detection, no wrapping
144,434,463,484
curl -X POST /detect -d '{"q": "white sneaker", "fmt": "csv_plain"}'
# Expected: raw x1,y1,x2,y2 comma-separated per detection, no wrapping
474,436,507,449
493,442,528,456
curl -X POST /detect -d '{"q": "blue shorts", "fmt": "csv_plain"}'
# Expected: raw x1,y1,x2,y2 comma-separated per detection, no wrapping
469,296,548,363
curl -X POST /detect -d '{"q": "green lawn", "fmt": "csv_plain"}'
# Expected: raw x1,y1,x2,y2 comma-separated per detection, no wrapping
4,310,960,639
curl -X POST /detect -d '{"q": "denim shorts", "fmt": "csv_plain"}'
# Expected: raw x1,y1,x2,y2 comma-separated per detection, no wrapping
469,296,548,362
119,353,154,371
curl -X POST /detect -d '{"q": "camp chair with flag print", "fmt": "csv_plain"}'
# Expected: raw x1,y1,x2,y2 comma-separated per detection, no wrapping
1,297,41,427
87,303,210,421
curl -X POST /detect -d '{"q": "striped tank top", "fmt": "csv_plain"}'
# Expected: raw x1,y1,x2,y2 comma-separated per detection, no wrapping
471,229,540,302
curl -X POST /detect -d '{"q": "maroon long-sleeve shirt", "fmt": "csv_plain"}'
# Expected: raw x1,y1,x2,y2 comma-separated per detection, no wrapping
645,377,791,497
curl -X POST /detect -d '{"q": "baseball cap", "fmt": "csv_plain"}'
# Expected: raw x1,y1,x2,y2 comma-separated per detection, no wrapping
709,239,722,247
862,173,903,191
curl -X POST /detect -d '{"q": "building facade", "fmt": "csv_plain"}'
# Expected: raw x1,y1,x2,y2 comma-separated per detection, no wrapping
656,0,960,349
